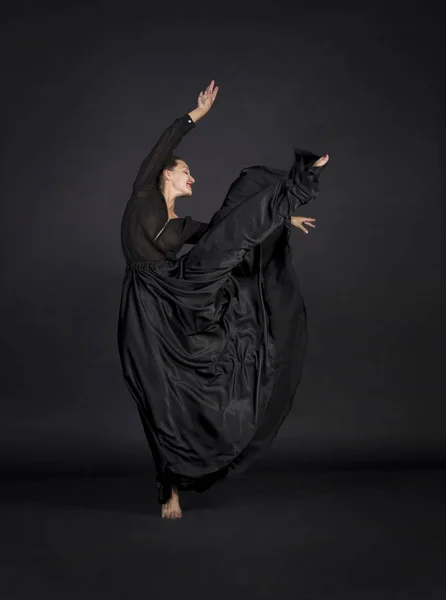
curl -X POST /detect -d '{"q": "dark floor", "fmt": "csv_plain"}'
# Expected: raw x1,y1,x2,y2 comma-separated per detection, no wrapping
1,462,446,600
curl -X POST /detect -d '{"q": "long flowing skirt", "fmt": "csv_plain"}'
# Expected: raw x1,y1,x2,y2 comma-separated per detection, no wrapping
118,150,323,502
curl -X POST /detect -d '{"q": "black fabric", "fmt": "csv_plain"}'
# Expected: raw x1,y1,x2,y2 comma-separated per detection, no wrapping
118,116,326,503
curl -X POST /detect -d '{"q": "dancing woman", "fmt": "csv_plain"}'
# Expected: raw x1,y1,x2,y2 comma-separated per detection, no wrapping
118,80,328,519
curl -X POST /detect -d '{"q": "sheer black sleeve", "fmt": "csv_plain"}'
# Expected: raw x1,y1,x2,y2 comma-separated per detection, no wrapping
132,114,196,193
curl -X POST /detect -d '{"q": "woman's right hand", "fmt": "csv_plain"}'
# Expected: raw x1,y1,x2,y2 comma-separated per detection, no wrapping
290,216,316,234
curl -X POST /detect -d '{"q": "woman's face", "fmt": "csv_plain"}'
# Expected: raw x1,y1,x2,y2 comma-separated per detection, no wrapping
165,160,195,197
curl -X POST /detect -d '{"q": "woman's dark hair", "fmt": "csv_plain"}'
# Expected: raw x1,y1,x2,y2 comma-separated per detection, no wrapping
156,155,182,192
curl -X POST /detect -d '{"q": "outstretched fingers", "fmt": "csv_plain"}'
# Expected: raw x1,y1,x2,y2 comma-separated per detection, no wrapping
291,216,317,234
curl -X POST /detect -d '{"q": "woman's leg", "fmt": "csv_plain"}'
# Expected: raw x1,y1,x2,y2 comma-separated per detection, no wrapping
183,153,323,281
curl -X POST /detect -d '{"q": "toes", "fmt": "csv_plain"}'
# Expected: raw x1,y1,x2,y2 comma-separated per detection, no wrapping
161,509,182,519
161,494,182,519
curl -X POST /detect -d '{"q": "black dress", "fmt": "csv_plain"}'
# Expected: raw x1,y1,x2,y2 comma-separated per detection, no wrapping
118,114,325,503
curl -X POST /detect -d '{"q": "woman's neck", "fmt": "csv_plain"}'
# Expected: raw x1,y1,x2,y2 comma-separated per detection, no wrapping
161,189,178,219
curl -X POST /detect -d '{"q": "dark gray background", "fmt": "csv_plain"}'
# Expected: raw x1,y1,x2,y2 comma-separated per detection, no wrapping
1,2,444,472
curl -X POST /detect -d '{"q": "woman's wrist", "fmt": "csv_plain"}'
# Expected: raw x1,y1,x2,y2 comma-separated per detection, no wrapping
188,107,207,123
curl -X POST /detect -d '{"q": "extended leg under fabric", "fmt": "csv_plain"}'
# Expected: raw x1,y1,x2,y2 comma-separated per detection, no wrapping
182,150,323,281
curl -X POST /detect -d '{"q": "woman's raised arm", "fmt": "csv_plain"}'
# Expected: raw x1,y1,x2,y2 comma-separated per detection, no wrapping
132,80,219,193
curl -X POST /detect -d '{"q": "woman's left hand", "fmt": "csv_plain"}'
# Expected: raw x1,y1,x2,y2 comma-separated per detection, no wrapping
290,216,316,234
197,80,219,113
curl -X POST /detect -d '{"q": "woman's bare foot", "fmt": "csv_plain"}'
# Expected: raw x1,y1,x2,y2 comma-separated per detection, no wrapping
161,487,182,519
313,153,329,168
